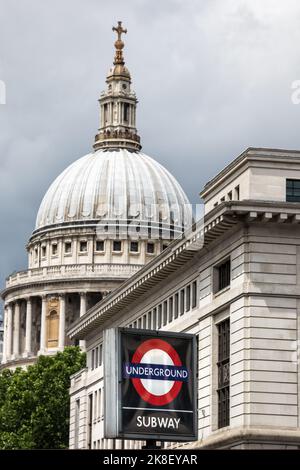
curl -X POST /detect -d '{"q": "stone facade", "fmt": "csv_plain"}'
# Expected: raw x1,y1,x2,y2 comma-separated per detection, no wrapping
68,148,300,450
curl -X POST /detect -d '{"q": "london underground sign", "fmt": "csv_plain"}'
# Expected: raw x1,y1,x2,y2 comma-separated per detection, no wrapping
104,328,197,442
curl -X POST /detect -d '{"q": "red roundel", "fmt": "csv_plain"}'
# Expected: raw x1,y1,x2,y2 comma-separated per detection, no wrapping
131,338,183,406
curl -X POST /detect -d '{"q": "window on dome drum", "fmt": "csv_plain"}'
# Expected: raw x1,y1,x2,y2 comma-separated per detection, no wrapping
234,185,240,200
113,240,122,252
96,240,104,252
286,179,300,202
79,241,87,252
217,318,230,429
65,242,72,253
214,258,231,293
123,103,129,122
130,241,139,253
52,244,57,256
162,244,168,251
147,242,155,254
41,246,46,258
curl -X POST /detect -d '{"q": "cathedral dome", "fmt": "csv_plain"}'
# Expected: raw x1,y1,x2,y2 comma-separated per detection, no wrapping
34,149,191,237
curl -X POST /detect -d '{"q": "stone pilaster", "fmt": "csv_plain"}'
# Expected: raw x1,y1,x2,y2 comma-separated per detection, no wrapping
24,297,33,357
59,294,66,350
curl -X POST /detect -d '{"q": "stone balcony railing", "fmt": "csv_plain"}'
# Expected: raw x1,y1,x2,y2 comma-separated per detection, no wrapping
6,263,143,288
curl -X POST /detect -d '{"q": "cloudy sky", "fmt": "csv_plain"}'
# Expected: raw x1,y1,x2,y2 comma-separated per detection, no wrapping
1,0,300,301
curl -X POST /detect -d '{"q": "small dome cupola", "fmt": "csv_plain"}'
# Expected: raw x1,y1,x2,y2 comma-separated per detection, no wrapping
93,21,142,152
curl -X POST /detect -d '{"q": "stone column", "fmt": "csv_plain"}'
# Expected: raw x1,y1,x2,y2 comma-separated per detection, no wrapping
58,294,66,350
13,301,20,358
39,295,47,354
1,306,8,363
80,292,87,317
79,292,87,350
5,303,13,361
24,298,32,357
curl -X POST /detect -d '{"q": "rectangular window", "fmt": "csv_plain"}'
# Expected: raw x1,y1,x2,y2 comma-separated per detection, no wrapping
227,191,232,201
215,259,231,292
234,185,240,200
52,244,58,255
147,311,152,329
80,241,87,252
41,246,46,258
87,394,93,449
192,281,197,309
113,240,122,252
168,297,173,323
99,344,103,366
157,305,162,329
142,315,147,329
286,179,300,202
152,308,157,329
147,242,155,254
91,349,95,370
138,318,142,329
65,242,72,253
123,103,129,122
130,241,139,253
74,399,80,448
180,289,185,316
174,293,179,319
96,240,104,252
94,390,98,422
95,347,98,369
163,301,168,326
98,389,102,419
186,285,191,312
217,318,230,429
104,103,108,123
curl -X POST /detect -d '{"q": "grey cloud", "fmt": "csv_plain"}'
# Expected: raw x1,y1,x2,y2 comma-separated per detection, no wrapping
1,0,300,300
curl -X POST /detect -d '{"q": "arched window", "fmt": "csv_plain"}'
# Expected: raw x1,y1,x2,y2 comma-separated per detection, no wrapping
47,309,59,348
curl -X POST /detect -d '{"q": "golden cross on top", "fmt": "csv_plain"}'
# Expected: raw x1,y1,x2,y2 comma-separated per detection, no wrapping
112,21,127,41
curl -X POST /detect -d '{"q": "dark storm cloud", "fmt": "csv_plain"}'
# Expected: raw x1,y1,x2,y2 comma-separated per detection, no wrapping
1,0,300,300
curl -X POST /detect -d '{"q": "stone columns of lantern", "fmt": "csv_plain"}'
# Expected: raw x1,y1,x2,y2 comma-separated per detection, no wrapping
58,294,66,350
79,292,87,350
39,295,47,354
12,301,21,358
23,297,33,357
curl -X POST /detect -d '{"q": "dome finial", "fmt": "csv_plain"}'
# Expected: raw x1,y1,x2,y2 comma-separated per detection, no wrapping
112,21,127,65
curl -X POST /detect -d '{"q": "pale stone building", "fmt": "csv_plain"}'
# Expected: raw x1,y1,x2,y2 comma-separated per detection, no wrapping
0,23,191,370
68,147,300,450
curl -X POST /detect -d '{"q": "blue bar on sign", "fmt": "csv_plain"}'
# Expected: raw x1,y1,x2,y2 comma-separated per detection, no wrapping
123,362,189,382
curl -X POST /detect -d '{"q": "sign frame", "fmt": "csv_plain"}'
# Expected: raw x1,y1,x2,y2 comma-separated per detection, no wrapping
104,327,198,442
